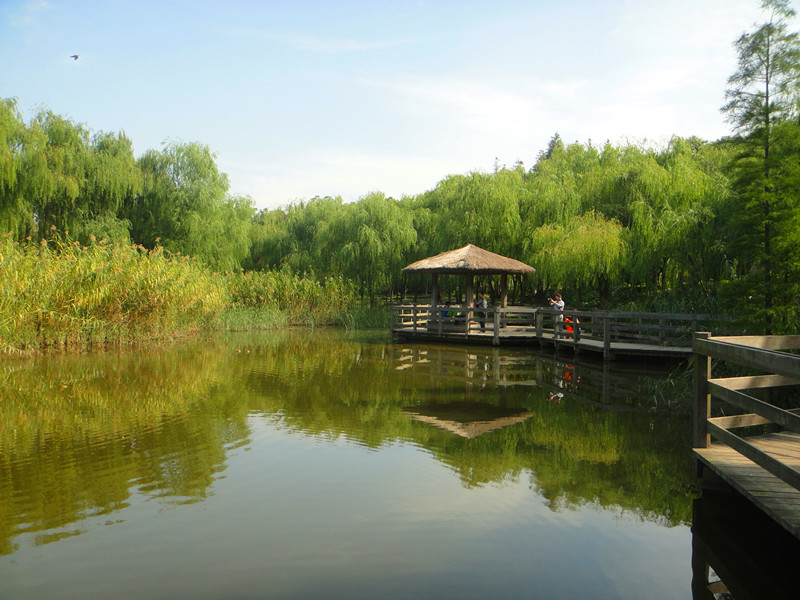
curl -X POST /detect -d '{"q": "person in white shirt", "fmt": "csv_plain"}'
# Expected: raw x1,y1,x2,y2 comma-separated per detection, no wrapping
549,293,565,337
475,293,488,331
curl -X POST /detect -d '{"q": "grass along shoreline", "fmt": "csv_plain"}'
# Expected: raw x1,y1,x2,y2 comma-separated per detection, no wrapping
0,233,381,355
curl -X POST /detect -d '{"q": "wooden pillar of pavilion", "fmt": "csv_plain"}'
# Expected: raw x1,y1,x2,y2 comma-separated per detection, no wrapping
465,274,474,325
500,274,508,308
430,273,439,307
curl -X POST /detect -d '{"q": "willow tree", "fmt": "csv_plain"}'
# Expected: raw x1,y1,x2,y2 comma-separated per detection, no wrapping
317,192,416,304
722,0,800,332
6,109,140,244
80,131,142,244
525,212,625,306
418,170,524,258
246,207,293,271
22,110,94,239
614,140,729,303
123,142,251,271
522,138,589,230
0,98,31,236
280,195,344,275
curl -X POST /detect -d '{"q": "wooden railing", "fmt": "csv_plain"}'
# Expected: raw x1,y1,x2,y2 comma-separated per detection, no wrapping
392,304,722,355
693,333,800,492
391,305,538,344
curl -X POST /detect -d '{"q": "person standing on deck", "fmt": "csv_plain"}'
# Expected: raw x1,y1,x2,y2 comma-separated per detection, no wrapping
475,293,488,331
549,293,564,338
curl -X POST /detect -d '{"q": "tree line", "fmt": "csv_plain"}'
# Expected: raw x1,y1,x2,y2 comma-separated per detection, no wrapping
2,0,799,333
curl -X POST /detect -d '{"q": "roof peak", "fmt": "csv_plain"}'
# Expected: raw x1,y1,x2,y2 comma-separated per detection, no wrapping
403,244,535,275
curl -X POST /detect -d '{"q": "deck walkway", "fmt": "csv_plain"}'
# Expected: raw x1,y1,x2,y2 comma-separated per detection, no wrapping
696,433,800,538
392,305,723,359
693,334,800,541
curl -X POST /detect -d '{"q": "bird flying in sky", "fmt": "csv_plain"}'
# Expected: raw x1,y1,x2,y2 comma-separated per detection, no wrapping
69,54,79,60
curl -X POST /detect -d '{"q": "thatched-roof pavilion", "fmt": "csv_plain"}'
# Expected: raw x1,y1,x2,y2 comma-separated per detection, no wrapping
403,244,535,309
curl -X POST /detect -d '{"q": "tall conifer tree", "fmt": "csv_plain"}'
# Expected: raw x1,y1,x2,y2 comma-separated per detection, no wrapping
722,0,800,332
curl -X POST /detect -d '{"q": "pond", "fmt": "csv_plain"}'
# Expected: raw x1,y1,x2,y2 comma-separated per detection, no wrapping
0,328,791,599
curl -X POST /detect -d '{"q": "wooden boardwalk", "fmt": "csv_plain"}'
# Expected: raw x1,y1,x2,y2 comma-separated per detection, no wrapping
392,305,722,359
695,433,800,538
694,334,800,540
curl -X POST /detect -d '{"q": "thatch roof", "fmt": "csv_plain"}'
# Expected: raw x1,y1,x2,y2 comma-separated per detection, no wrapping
402,244,535,275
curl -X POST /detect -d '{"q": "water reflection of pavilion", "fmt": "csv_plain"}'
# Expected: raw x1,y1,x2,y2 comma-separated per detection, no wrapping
402,402,534,438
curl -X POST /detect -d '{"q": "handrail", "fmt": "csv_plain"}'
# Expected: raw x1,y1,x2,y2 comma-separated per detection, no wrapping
693,332,800,492
391,304,721,353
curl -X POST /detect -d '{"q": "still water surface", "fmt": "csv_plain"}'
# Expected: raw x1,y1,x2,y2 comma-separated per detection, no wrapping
1,328,704,599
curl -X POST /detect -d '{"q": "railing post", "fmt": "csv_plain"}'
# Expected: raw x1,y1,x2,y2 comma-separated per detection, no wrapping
693,332,711,449
412,304,418,332
493,309,500,346
536,310,543,339
603,313,612,359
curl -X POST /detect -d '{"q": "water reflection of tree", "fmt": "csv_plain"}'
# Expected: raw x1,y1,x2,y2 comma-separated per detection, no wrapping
0,329,696,556
237,333,697,524
0,346,251,556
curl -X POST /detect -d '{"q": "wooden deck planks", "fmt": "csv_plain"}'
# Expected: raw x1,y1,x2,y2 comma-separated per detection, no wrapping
392,325,693,358
695,435,800,539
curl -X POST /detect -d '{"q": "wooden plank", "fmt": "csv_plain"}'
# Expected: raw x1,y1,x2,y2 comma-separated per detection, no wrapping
748,489,800,499
605,310,708,320
751,434,800,461
708,382,800,434
696,337,800,379
714,433,800,467
709,413,773,429
706,422,800,491
748,443,800,462
716,335,800,351
695,447,800,539
769,431,800,442
696,443,800,493
713,374,800,390
697,467,799,508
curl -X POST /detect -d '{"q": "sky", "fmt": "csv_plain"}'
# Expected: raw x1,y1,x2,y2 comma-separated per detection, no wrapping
0,0,785,210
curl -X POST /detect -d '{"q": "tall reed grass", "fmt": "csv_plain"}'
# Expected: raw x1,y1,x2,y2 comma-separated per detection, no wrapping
0,233,360,354
224,270,356,327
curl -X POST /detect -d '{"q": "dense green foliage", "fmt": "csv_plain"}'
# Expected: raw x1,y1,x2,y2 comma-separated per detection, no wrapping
721,0,800,332
2,0,800,339
252,137,735,314
0,234,357,354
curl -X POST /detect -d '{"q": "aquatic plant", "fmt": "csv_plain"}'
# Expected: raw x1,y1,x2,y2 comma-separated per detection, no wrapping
0,234,360,354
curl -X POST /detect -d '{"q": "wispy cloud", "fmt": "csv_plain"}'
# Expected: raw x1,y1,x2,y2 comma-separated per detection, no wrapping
10,0,49,25
219,26,410,53
223,149,457,206
277,33,410,53
367,77,543,135
7,0,50,43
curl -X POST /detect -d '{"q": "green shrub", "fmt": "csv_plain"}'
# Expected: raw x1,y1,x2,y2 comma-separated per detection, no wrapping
0,234,365,354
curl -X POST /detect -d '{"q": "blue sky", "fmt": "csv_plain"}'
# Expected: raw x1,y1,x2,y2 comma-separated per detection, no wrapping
0,0,779,210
